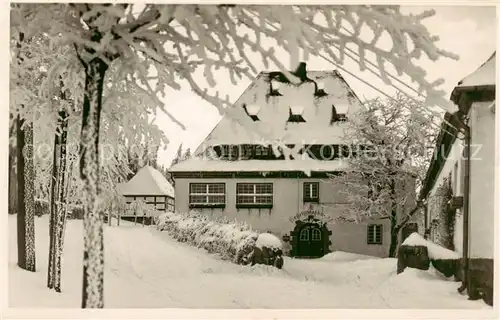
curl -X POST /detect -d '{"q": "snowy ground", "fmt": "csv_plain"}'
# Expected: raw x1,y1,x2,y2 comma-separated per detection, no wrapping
8,215,491,309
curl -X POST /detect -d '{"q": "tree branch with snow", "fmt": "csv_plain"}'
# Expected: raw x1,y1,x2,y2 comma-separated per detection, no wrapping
329,92,439,256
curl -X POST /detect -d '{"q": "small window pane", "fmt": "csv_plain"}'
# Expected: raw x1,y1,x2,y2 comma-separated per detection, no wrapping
236,195,254,204
207,195,225,203
255,195,272,204
189,195,207,204
255,145,269,156
190,183,206,194
236,183,253,194
255,183,272,194
311,228,321,241
208,183,225,194
299,228,309,241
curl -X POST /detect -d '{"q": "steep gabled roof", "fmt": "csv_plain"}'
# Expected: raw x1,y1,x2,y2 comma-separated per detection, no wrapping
194,66,363,154
456,52,495,88
119,166,174,197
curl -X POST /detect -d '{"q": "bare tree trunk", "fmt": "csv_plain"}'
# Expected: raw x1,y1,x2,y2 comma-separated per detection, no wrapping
47,141,57,288
391,201,425,257
16,116,36,272
9,121,18,215
388,179,398,258
79,57,108,308
51,109,69,292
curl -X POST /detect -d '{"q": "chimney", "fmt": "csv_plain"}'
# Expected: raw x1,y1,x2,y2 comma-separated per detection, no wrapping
294,62,308,82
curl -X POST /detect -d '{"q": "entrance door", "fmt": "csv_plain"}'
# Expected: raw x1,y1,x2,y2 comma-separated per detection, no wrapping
297,224,324,258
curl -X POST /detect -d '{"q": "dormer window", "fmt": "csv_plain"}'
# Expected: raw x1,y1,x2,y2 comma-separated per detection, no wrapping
221,145,238,161
255,145,270,157
243,103,260,121
269,79,282,96
314,81,327,98
330,104,348,124
337,114,347,122
287,106,306,123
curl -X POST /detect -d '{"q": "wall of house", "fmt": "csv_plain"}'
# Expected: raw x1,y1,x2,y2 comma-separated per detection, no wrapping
469,100,495,259
174,177,403,257
425,136,465,251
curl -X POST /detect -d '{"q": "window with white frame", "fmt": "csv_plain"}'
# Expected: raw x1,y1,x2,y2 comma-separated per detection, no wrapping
189,183,226,207
236,183,273,207
303,182,319,202
367,224,383,245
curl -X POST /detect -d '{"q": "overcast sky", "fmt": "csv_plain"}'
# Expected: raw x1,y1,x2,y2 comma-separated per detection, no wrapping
153,5,496,167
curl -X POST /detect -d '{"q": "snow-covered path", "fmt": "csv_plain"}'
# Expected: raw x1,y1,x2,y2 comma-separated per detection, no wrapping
8,215,489,309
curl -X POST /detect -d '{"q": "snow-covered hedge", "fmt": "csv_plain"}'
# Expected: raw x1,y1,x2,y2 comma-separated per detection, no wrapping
398,232,462,279
155,211,284,268
402,233,460,260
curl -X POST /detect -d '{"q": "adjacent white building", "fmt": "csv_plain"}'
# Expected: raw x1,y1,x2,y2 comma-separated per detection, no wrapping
420,52,495,305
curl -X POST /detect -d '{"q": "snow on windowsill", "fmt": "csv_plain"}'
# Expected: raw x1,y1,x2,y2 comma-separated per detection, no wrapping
402,233,460,260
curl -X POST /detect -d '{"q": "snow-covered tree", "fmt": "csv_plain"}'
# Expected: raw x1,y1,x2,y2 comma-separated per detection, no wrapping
11,29,37,272
182,148,191,161
329,92,439,257
10,23,168,294
170,144,184,168
12,4,458,307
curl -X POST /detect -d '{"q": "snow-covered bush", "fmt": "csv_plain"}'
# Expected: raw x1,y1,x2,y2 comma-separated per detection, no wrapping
398,232,461,278
156,211,283,268
253,233,284,269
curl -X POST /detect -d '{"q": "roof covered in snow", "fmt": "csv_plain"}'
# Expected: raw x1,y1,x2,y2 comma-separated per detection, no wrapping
424,52,496,199
195,66,363,153
456,52,496,89
169,158,348,173
119,166,174,197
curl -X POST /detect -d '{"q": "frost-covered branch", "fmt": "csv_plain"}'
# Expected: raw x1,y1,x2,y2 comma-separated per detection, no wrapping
12,4,458,168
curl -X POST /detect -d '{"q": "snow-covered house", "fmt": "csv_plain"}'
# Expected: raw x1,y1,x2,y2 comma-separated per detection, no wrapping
170,63,412,258
119,165,175,215
420,52,495,304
